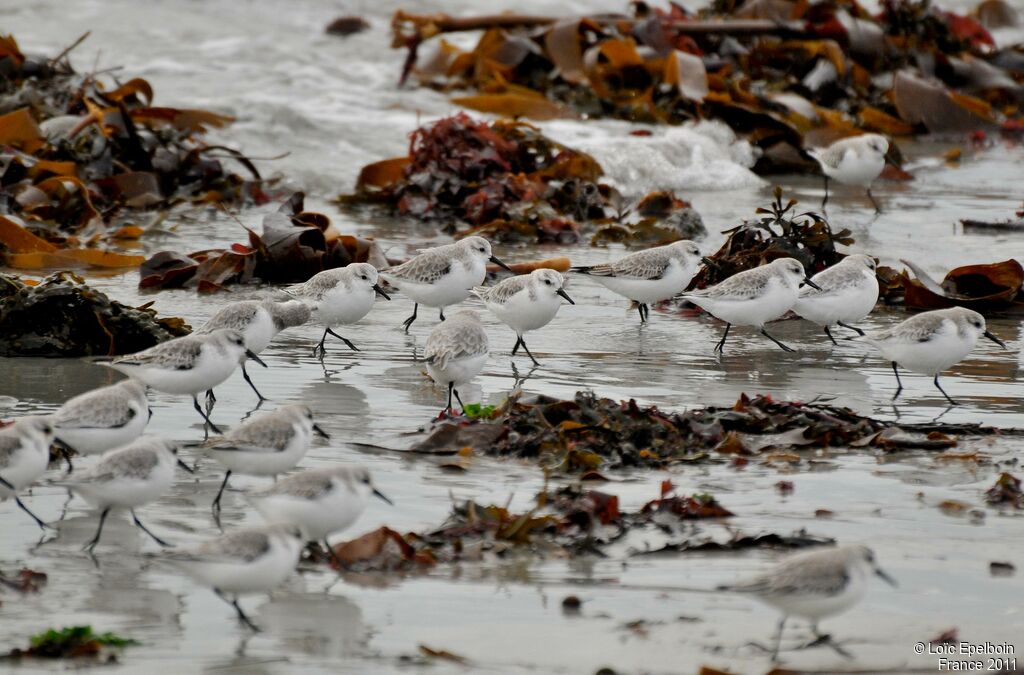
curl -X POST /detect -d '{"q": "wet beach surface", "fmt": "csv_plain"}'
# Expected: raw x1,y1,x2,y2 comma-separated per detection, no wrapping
3,0,1024,672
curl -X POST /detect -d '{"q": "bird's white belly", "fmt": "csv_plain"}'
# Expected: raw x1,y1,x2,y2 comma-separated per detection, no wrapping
56,413,149,456
76,462,175,509
209,438,309,476
595,265,691,304
180,544,298,594
316,287,375,326
832,152,884,186
794,278,878,326
695,284,796,327
489,293,561,334
0,445,48,496
879,332,973,375
427,353,487,387
392,262,483,308
244,314,276,353
117,350,239,395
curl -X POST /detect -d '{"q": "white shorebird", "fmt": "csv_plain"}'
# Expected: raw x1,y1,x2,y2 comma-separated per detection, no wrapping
380,236,513,332
199,404,329,514
472,269,574,365
94,329,265,434
793,254,879,345
51,380,150,463
808,134,889,213
0,416,54,530
197,299,311,401
252,466,391,567
679,258,820,354
422,310,489,414
289,263,390,359
860,306,1006,404
719,545,897,660
161,524,304,631
55,436,192,552
570,240,707,323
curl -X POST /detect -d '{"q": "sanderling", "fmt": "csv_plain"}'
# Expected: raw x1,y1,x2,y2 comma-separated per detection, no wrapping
808,134,889,213
94,329,265,434
290,263,390,359
380,236,513,332
55,436,192,552
679,258,820,354
200,404,329,514
197,299,311,401
0,416,54,529
860,306,1007,404
793,254,879,345
161,524,303,631
570,240,707,323
252,466,391,567
472,269,574,365
718,545,896,660
423,310,489,414
51,379,150,462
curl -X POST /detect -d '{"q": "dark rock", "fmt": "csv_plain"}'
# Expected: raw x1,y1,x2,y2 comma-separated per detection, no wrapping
0,272,190,357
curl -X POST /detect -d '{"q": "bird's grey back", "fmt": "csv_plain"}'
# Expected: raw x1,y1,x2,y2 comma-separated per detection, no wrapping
689,263,777,299
476,274,530,304
197,302,260,334
424,313,489,369
54,382,143,429
384,243,461,284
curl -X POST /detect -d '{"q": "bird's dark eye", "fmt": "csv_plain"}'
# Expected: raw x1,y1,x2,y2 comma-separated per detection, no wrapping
544,280,551,285
361,275,368,280
361,476,371,484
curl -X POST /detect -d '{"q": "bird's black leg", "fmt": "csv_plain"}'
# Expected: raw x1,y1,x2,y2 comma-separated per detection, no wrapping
836,321,865,336
439,307,446,321
511,336,521,356
16,497,48,530
215,589,261,632
761,328,796,353
212,470,232,513
713,324,731,354
517,337,539,366
821,176,830,212
452,387,466,414
241,363,267,402
205,389,216,415
445,382,454,415
772,615,787,661
823,325,839,346
313,329,328,360
401,303,419,333
891,362,903,401
84,507,110,553
866,187,881,214
933,375,958,406
323,538,343,568
637,303,649,324
326,328,359,352
131,509,171,547
193,396,223,435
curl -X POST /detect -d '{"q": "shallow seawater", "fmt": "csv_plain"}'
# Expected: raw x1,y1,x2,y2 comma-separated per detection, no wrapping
3,0,1024,673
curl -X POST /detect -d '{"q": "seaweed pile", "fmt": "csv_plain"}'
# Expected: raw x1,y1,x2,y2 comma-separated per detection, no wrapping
139,192,385,292
407,391,1021,473
390,0,1023,173
0,272,188,356
0,33,271,270
322,481,832,572
343,112,705,245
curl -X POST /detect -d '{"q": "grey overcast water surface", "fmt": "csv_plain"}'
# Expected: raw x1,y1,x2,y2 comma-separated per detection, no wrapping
2,0,1024,673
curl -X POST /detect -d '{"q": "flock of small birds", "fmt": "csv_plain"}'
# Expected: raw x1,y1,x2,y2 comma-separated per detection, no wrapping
0,134,1015,659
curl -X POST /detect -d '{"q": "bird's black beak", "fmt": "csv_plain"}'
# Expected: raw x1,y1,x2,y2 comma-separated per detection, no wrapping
700,256,721,270
875,567,898,587
176,459,195,474
372,487,393,505
246,350,268,368
313,423,330,439
489,255,514,273
372,283,391,300
556,288,575,305
803,277,822,290
984,330,1007,349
